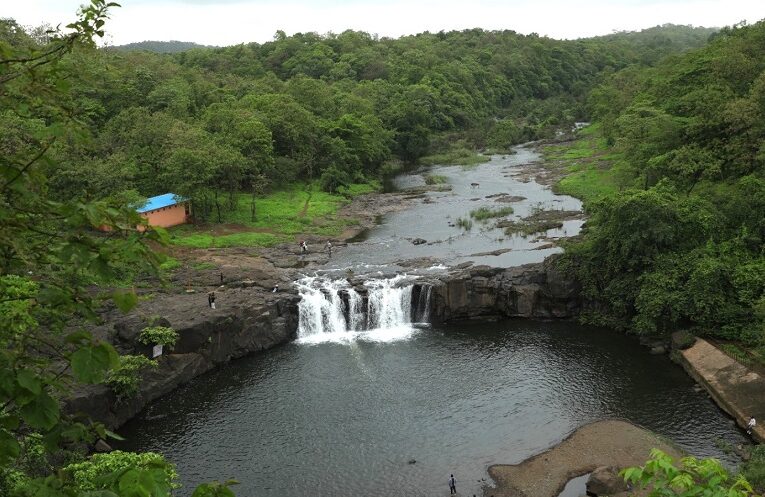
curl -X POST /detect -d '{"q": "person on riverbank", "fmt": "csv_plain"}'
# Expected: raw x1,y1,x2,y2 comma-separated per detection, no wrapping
208,291,216,309
300,240,308,253
325,240,332,258
748,416,756,434
448,474,456,494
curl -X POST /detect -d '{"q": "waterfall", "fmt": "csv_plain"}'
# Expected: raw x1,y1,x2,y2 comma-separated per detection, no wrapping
366,277,413,330
296,275,429,340
296,277,350,336
346,288,364,331
414,285,432,323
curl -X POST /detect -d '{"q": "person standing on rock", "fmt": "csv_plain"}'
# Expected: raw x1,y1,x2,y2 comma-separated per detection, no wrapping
300,240,308,254
448,474,457,495
208,291,216,309
325,240,332,258
748,416,756,434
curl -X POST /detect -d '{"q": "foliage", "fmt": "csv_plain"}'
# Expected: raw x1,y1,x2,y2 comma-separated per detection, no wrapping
719,343,752,365
470,206,514,221
138,326,178,347
62,450,178,493
562,21,765,342
455,217,473,230
0,4,230,497
741,445,765,492
419,147,490,167
423,174,447,185
621,449,754,496
105,355,158,400
112,40,213,53
158,257,182,271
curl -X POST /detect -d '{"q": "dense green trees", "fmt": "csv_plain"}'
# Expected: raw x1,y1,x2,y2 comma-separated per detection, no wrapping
1,19,714,225
565,20,765,345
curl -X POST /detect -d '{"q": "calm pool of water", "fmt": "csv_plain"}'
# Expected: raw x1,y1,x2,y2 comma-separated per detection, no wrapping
118,321,746,497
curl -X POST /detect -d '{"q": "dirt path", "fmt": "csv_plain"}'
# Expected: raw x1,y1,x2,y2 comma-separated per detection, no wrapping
486,419,682,497
298,194,311,217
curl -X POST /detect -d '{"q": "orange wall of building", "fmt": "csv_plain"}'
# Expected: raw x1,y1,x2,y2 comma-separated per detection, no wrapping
142,204,187,228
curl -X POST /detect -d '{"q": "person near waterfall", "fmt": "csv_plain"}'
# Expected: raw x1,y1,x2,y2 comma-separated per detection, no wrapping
325,240,332,258
748,416,756,434
448,474,457,494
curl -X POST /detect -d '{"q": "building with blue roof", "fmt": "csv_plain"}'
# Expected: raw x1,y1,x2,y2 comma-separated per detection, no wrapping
137,193,189,228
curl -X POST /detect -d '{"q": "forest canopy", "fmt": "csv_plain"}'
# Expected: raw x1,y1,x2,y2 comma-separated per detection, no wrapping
1,17,716,222
563,20,765,344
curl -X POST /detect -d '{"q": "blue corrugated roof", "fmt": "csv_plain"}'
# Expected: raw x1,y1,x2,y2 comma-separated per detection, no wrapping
137,193,185,213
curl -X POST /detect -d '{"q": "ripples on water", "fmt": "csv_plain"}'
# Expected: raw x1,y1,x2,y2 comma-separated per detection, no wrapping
118,321,747,497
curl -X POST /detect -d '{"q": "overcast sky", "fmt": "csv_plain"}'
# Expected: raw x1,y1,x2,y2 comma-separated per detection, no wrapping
5,0,764,46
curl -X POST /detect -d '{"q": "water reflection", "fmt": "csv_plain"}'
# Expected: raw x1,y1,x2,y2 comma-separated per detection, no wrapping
119,321,746,497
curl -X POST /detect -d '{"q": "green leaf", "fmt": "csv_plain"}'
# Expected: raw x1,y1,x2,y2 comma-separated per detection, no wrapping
0,368,14,399
0,428,20,465
118,469,152,497
113,289,138,313
0,415,20,430
105,429,126,441
17,369,42,395
71,343,119,384
20,391,60,430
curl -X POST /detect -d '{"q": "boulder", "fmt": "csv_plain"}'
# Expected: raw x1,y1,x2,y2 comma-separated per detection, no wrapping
586,466,626,496
94,439,113,453
650,345,667,355
411,238,427,245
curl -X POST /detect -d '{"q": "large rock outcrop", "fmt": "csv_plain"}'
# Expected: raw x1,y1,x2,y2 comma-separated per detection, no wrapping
430,257,581,322
66,288,300,429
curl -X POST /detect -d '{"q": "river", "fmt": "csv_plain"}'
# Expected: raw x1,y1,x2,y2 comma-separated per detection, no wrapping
118,147,748,496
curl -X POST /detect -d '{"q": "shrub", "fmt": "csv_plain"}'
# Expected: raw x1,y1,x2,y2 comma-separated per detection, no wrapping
424,174,448,185
106,355,158,400
470,206,514,221
158,257,182,271
63,450,178,493
720,343,752,365
456,217,473,230
138,326,178,347
622,449,754,496
742,445,765,492
319,165,350,193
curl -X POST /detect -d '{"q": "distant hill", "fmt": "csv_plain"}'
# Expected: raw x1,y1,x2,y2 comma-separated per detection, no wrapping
109,40,215,53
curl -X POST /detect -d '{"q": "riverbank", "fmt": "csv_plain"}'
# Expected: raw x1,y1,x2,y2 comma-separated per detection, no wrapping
486,420,683,497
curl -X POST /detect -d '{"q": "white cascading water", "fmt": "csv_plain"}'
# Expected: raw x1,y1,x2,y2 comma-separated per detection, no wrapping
296,278,350,336
346,288,364,332
365,277,413,330
296,275,428,342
